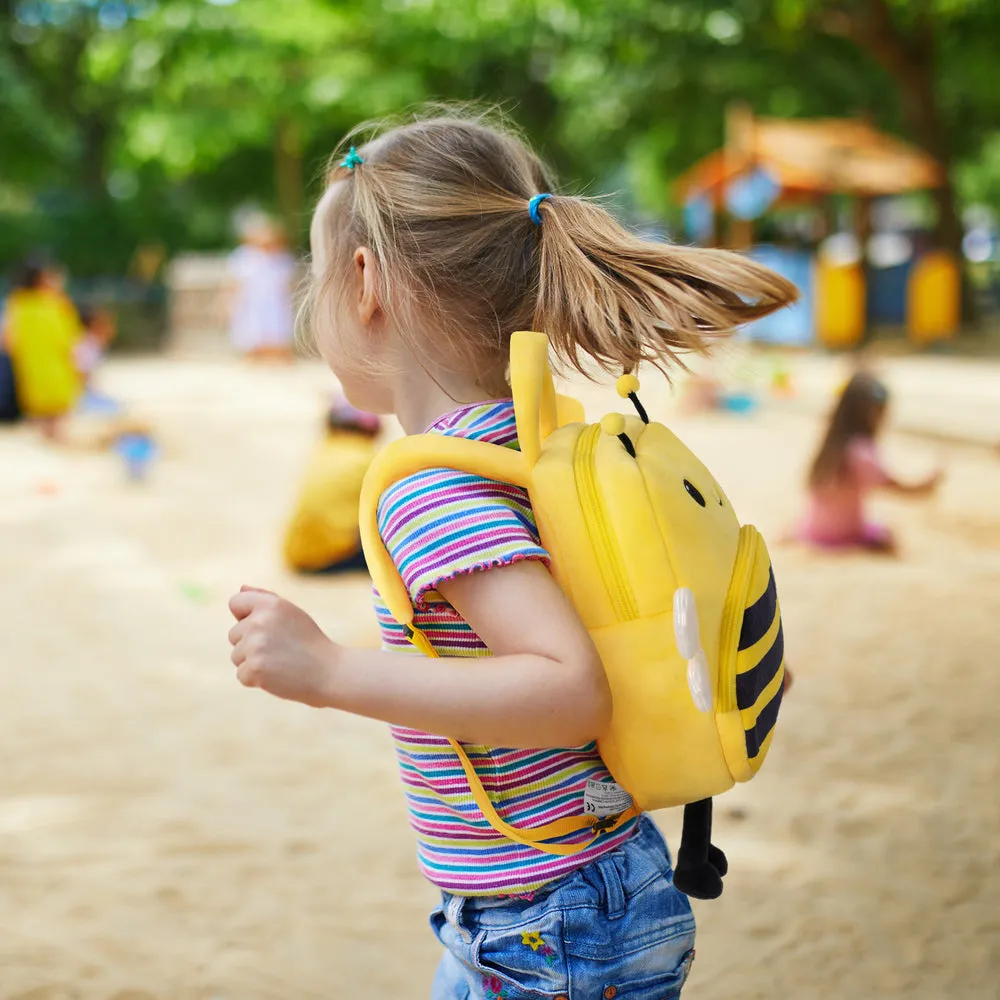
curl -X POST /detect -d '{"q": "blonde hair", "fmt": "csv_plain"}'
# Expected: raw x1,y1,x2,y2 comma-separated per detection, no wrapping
306,108,797,382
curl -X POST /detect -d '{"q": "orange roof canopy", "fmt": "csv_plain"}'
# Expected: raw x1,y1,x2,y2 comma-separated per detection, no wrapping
674,117,944,204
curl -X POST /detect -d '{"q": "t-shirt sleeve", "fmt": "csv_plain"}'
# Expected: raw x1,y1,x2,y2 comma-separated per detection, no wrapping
847,437,889,489
376,468,550,611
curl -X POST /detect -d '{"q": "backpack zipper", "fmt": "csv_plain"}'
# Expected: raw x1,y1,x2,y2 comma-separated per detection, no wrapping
717,525,756,713
574,423,639,621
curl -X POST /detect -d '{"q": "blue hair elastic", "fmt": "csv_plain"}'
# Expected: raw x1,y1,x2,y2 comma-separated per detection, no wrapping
340,146,364,170
528,193,552,226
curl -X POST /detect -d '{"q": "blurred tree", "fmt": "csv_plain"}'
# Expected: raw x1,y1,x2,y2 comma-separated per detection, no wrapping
0,0,201,272
1,0,998,283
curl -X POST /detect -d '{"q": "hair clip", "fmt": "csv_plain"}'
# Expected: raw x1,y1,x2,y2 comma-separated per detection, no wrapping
340,147,364,170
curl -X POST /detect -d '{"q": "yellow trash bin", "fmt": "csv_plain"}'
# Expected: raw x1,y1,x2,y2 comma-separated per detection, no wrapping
815,259,865,349
908,251,959,344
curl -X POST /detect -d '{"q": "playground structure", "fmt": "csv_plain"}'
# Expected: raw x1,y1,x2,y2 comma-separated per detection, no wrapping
675,107,960,348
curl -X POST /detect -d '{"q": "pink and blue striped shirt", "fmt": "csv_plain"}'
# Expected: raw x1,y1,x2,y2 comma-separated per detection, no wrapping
374,399,638,896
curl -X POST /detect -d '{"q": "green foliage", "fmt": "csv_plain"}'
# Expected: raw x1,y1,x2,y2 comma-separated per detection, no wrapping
1,0,999,275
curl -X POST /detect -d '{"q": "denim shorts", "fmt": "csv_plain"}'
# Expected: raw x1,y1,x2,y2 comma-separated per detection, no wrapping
429,815,696,999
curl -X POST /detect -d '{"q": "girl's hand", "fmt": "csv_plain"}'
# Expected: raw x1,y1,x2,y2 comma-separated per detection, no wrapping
228,586,337,707
926,467,945,492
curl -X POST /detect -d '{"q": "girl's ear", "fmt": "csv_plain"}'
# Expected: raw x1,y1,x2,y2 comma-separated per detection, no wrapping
354,247,380,327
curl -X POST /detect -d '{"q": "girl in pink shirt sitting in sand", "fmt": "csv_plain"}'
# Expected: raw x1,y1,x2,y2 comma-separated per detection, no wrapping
800,372,942,553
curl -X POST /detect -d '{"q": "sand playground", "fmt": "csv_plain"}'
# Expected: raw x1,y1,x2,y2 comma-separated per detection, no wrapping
1,349,998,999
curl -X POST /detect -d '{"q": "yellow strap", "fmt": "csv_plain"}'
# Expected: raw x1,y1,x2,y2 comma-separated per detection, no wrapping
408,624,639,856
358,389,583,631
359,434,531,629
447,736,639,856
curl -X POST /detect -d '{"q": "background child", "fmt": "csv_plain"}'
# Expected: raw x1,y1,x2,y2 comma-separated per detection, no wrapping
800,372,942,553
73,303,117,389
224,213,297,362
282,399,380,574
226,112,797,999
1,255,83,438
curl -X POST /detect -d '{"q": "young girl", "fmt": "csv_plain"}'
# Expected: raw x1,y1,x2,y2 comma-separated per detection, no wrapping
800,372,941,553
227,112,796,999
73,303,116,387
1,256,83,438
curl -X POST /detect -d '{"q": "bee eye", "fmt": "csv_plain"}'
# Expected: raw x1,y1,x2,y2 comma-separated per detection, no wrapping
683,479,706,507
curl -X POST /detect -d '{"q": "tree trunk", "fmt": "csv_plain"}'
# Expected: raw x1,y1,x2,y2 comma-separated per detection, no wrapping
275,117,304,248
884,36,962,269
80,115,111,200
824,1,973,324
892,62,973,325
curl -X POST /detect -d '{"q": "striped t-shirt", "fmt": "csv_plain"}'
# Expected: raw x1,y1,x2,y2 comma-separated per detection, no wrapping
374,399,638,896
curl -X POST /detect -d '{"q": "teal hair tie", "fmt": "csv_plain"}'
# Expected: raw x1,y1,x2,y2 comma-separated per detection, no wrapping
528,193,552,226
340,146,364,170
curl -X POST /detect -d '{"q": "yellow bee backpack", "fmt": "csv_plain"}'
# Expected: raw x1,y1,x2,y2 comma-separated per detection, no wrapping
360,331,786,898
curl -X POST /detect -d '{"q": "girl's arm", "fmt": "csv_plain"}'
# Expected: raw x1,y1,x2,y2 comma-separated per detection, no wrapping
228,560,612,748
852,439,942,497
883,468,943,496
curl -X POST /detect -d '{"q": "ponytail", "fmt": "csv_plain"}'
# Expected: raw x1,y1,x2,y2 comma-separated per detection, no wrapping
532,195,798,376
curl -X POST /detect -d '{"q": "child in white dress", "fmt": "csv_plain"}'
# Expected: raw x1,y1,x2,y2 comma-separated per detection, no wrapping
226,215,298,361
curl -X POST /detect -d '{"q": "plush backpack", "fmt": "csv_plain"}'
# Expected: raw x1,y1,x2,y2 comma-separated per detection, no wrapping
359,330,786,898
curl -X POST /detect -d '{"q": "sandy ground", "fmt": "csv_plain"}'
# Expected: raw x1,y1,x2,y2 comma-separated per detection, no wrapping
1,354,998,1000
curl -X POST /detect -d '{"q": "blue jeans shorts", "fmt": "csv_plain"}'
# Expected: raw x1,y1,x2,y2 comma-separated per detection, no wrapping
430,815,696,999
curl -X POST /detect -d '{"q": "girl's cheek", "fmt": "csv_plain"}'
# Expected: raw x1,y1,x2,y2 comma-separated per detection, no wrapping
334,367,393,417
317,318,359,371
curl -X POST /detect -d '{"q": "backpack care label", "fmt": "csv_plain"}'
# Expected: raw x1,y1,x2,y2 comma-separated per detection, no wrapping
583,779,633,818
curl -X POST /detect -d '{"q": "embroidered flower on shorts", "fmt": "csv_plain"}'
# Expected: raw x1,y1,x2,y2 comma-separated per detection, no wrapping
482,974,509,999
521,930,545,951
520,931,558,966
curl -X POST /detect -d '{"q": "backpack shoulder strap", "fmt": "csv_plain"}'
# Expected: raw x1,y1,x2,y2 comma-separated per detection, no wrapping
449,736,639,855
359,432,530,631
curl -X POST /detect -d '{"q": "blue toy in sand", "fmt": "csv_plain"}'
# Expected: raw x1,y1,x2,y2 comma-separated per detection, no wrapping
718,390,758,415
115,431,157,481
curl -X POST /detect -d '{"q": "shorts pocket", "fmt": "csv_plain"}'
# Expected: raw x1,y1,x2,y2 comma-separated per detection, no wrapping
470,909,570,999
564,869,696,997
565,869,694,961
601,946,696,1000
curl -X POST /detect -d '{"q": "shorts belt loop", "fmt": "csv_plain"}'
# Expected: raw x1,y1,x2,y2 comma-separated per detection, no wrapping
596,854,626,920
444,894,471,942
